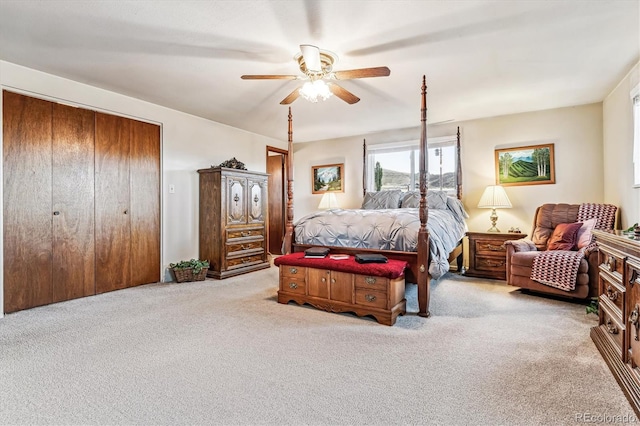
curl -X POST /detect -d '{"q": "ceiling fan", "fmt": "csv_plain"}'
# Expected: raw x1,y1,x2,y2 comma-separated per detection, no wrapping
241,44,390,105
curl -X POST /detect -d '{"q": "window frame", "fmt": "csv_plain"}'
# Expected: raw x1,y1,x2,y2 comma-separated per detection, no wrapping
365,135,458,194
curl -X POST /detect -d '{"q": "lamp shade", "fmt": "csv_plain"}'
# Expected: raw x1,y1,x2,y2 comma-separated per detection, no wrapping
477,185,512,209
318,192,339,209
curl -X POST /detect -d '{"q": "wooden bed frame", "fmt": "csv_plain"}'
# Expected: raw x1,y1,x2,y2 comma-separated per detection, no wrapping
282,76,462,317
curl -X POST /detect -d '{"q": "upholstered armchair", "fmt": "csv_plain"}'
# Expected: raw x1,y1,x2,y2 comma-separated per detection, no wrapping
505,203,617,299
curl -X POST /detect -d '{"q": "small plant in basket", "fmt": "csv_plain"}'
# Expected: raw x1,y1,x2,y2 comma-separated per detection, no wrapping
169,259,210,283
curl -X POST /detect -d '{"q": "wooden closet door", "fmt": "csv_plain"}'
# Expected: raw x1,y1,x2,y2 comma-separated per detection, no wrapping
130,119,160,286
3,91,53,313
51,103,95,302
95,112,131,293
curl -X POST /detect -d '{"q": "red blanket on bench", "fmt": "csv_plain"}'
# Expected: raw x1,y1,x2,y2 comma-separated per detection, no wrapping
274,252,408,279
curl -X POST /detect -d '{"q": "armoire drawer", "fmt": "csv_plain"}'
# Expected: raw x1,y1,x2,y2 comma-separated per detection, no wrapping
227,227,264,241
226,253,265,269
227,240,264,256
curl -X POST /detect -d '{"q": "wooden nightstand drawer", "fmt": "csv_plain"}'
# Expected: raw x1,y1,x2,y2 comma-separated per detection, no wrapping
475,255,507,271
474,239,507,255
465,232,527,280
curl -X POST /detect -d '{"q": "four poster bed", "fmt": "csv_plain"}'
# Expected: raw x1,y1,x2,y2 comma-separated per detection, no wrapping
281,76,465,317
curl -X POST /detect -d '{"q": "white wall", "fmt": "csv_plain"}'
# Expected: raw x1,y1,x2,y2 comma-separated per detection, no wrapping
0,60,288,314
603,60,640,229
294,103,605,234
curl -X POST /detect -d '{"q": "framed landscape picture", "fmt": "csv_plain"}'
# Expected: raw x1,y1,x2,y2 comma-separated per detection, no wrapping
312,163,344,194
495,143,555,186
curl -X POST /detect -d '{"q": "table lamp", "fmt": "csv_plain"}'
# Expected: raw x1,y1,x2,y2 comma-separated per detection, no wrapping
318,192,339,209
477,185,512,232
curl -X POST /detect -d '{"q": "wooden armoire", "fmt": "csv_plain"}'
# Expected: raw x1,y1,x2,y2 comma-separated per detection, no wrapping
198,167,270,279
2,90,160,313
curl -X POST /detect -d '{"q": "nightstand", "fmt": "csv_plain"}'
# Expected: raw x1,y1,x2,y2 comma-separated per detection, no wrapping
465,232,527,280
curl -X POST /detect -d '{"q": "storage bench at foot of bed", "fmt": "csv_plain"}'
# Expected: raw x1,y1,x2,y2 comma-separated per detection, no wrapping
275,253,407,326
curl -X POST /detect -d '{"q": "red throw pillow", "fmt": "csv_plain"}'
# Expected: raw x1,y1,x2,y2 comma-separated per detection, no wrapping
547,222,583,251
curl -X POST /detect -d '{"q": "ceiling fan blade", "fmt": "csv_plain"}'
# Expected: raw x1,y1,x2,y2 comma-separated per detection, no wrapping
327,83,360,104
300,44,322,72
333,67,391,80
280,87,301,105
241,75,298,80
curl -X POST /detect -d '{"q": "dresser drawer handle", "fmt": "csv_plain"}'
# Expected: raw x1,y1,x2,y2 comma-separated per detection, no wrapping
331,278,335,284
606,285,619,302
288,282,298,290
606,319,619,335
630,270,639,286
365,294,377,302
289,267,298,274
606,256,615,271
485,243,504,251
629,305,640,341
365,277,377,285
321,277,326,283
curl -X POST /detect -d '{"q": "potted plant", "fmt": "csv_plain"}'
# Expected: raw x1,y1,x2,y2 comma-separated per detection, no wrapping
169,259,210,283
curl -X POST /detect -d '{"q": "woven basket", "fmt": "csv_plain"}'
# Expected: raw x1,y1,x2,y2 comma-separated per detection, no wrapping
173,267,208,283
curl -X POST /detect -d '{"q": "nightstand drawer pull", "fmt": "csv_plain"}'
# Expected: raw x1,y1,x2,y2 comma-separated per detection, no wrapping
365,294,377,302
479,259,505,268
484,243,504,251
365,277,377,285
289,267,298,274
288,282,298,289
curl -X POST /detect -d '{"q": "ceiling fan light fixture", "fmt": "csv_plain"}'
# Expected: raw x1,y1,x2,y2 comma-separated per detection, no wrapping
299,80,332,103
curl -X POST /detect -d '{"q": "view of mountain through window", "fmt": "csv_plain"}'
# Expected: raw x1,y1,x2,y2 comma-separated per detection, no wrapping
366,138,457,194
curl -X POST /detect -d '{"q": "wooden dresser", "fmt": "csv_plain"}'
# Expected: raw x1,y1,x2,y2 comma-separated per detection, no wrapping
591,230,640,417
465,232,527,280
198,167,270,279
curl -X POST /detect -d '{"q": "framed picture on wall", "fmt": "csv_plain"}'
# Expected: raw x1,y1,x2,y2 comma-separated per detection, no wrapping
495,143,555,186
312,163,344,194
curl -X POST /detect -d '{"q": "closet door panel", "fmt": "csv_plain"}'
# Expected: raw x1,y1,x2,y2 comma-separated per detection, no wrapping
95,112,131,293
2,91,53,312
52,103,95,302
130,119,160,286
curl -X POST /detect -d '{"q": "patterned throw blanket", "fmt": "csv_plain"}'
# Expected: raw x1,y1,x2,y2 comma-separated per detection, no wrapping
531,248,587,291
530,203,617,291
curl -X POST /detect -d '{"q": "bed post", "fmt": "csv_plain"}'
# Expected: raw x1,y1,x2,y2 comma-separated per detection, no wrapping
282,107,294,254
456,126,462,200
362,139,367,197
417,76,430,318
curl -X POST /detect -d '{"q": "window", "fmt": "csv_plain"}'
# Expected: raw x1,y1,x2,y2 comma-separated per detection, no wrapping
366,135,458,194
632,83,640,187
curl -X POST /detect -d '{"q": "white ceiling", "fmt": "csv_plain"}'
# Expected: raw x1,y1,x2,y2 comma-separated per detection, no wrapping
0,0,638,143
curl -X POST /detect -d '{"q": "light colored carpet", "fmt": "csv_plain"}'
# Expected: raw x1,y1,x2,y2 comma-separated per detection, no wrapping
0,266,634,425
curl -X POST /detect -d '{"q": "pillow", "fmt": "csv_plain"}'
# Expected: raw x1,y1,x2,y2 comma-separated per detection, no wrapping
546,222,583,251
399,190,449,209
361,190,402,209
575,217,597,249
